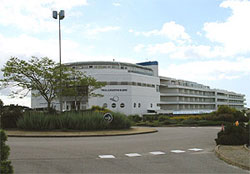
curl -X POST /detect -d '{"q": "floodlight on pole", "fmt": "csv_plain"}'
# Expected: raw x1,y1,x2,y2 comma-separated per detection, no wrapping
52,10,65,112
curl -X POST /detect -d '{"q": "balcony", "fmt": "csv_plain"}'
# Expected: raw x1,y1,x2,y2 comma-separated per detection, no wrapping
160,92,215,98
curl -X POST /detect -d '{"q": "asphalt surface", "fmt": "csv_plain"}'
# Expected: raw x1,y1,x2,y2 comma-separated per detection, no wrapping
7,127,248,173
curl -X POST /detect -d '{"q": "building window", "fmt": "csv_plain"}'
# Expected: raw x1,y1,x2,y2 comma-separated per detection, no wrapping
120,103,125,108
110,81,118,85
150,103,153,108
134,103,136,108
156,85,159,92
103,103,108,108
138,103,141,108
121,82,128,85
111,103,116,108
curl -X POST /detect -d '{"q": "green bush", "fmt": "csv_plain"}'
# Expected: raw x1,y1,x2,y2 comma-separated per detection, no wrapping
128,115,142,123
91,105,111,113
233,111,248,122
215,123,249,145
142,115,158,122
0,129,13,174
181,119,197,125
1,105,24,129
204,106,248,123
217,105,236,114
162,119,179,125
158,115,170,122
137,121,162,127
17,111,131,131
196,120,224,126
210,106,249,122
107,112,131,129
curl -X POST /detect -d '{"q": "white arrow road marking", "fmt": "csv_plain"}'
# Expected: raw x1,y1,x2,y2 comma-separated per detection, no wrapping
125,153,142,157
99,155,115,159
171,150,186,153
188,148,203,152
150,151,166,155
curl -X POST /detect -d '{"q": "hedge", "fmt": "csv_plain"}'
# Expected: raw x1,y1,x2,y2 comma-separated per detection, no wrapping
0,129,13,174
17,111,131,131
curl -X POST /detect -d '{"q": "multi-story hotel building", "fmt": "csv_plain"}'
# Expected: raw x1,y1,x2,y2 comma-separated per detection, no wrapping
31,61,246,115
159,77,245,114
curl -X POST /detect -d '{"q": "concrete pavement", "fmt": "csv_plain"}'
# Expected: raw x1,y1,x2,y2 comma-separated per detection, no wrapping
215,145,250,170
7,127,249,173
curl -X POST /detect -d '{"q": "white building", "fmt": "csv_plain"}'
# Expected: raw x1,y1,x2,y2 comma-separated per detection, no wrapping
31,61,246,115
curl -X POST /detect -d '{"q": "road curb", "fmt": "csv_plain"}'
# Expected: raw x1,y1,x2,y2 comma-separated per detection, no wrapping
214,145,250,170
243,144,250,152
6,127,158,138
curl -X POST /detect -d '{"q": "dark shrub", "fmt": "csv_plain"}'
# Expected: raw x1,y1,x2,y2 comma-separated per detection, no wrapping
162,119,179,125
196,120,223,126
217,105,236,114
1,105,24,129
217,113,234,122
158,115,170,122
142,115,158,122
215,123,249,145
0,129,13,174
181,119,197,125
108,112,131,129
233,111,248,122
128,115,142,123
206,106,248,123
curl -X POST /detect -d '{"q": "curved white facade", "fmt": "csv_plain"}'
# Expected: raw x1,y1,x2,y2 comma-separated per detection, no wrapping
31,61,246,115
31,61,160,115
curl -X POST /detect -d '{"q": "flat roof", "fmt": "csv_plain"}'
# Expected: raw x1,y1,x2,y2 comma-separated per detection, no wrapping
64,61,153,71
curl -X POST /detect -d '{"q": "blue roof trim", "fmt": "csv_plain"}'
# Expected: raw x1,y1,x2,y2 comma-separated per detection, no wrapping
136,61,158,66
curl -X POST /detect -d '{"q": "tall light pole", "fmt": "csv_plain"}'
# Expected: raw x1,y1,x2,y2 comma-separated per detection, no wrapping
53,10,65,112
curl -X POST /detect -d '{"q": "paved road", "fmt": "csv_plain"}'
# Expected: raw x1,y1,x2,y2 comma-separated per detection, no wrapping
7,127,248,173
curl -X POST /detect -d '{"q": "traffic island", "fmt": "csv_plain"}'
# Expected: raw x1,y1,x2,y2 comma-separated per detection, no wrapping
5,127,157,137
215,145,250,170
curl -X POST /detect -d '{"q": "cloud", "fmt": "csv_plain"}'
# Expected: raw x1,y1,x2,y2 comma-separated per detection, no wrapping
131,21,191,43
113,2,121,6
0,0,88,33
135,42,225,59
159,57,250,81
203,0,250,56
134,0,250,60
134,44,145,52
85,25,120,36
0,34,84,63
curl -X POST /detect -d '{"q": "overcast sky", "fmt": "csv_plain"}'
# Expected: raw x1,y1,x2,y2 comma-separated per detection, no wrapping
0,0,249,107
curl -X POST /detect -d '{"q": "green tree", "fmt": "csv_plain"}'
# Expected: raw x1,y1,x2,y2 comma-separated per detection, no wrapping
1,57,105,111
62,69,106,110
0,99,3,108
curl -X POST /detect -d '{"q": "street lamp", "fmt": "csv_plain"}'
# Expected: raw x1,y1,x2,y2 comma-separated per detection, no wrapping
53,10,65,112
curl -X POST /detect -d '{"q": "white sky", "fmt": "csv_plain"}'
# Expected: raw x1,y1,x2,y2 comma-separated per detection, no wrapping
0,0,249,107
